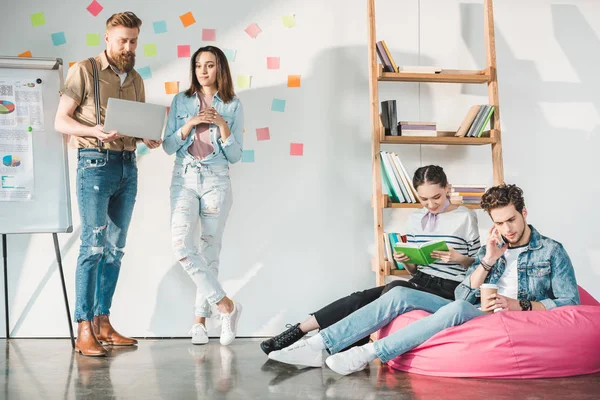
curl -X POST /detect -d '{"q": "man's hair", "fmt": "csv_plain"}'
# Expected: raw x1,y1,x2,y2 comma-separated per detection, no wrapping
480,184,525,214
412,165,448,190
106,12,142,30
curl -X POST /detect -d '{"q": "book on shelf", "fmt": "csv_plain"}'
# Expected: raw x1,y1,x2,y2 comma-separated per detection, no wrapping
450,185,487,193
380,151,418,204
381,100,398,136
397,66,442,74
385,232,407,270
380,40,398,73
455,105,481,137
462,105,495,138
376,41,395,72
393,240,449,265
398,122,437,137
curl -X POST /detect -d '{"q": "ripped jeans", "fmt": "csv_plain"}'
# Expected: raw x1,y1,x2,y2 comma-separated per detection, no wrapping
170,160,232,318
74,149,138,322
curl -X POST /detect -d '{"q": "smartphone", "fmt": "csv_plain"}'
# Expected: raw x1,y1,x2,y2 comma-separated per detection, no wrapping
496,234,507,249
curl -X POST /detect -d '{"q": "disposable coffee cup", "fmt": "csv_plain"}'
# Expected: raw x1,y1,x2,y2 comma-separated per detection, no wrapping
480,283,499,314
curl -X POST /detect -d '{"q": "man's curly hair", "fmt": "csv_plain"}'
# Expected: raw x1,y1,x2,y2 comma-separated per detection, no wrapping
480,184,525,214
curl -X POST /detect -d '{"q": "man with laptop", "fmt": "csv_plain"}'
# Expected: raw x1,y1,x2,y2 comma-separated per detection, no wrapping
54,11,163,356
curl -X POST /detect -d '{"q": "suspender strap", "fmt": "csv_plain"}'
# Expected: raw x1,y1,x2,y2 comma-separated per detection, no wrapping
88,57,103,148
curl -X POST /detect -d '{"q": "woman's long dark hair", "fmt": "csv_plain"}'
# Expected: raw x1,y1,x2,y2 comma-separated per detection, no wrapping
185,46,235,103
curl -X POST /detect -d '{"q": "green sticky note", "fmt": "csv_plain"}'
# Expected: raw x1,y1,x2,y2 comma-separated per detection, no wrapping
282,15,296,28
28,126,33,132
31,12,46,27
144,44,158,57
86,34,100,47
236,75,251,89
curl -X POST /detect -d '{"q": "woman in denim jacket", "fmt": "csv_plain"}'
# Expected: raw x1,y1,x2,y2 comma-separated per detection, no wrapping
162,46,244,346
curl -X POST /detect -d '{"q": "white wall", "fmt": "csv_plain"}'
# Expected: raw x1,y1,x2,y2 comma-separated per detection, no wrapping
1,0,598,338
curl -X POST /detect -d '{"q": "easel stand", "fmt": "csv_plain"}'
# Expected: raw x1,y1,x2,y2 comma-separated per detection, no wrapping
2,233,75,348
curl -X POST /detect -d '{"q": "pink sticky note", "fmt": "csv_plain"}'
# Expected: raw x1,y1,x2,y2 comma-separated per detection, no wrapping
256,127,270,141
290,143,304,156
202,29,216,41
245,23,262,39
267,57,280,70
177,45,190,58
87,0,103,17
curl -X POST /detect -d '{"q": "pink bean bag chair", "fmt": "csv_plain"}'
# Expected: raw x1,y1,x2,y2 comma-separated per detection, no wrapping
377,286,600,378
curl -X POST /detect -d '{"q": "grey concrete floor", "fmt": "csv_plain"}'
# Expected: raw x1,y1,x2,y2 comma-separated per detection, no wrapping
1,338,599,400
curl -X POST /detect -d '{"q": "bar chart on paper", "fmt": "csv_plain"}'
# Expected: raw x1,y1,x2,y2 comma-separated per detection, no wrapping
2,155,21,167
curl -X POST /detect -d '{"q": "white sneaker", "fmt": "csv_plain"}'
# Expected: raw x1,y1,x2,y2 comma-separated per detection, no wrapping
220,302,242,346
325,347,371,376
189,323,209,345
268,339,323,368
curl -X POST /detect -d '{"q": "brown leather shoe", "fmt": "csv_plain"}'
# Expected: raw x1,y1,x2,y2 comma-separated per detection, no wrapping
93,314,138,346
75,320,107,357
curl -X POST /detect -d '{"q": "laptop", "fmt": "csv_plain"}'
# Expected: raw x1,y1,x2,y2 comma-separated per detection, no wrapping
103,98,167,141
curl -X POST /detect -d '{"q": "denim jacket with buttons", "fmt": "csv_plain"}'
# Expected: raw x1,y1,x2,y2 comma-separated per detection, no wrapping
162,91,244,165
455,225,580,310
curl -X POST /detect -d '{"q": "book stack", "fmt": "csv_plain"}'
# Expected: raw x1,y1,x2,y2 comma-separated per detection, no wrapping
398,121,437,137
384,232,407,270
449,185,487,205
381,100,398,136
455,105,495,137
376,40,441,74
380,151,419,204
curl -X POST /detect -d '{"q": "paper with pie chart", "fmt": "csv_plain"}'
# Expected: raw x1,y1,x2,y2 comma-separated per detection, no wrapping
0,128,34,201
0,77,45,129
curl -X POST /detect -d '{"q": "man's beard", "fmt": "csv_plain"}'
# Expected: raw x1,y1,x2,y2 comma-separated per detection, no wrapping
111,50,135,73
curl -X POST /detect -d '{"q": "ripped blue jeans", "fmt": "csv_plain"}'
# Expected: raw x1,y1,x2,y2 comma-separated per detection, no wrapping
74,149,138,322
170,160,232,318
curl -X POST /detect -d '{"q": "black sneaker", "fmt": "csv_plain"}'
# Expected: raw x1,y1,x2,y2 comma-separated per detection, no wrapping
260,323,306,355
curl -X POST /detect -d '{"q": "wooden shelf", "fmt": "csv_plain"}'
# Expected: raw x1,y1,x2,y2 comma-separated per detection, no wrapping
390,269,410,276
386,202,481,210
378,68,490,84
381,133,496,146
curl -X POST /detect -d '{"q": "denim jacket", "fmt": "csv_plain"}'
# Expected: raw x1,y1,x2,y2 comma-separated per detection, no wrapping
162,91,244,165
455,225,580,310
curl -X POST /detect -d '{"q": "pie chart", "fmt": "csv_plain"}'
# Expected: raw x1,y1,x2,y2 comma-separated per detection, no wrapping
2,155,21,167
0,100,15,115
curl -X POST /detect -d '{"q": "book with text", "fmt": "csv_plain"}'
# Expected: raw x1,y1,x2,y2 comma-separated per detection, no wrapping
393,240,449,265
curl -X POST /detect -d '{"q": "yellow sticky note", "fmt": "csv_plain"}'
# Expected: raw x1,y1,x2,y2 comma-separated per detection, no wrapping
69,61,76,67
180,12,196,28
288,75,301,88
86,34,100,46
282,15,296,28
31,12,46,27
144,44,158,57
237,75,251,89
165,81,179,95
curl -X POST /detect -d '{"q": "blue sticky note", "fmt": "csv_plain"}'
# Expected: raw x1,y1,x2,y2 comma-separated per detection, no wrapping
223,49,237,62
153,20,167,34
242,150,255,163
137,66,152,80
272,99,286,112
51,32,66,46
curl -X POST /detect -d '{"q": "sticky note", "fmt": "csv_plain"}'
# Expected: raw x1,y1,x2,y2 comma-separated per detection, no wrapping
282,15,296,28
242,150,255,163
177,45,191,58
51,32,66,46
18,51,32,58
203,29,216,41
290,143,304,156
69,62,76,67
180,12,196,28
237,75,251,89
271,99,286,112
245,23,262,39
288,75,301,88
87,1,103,17
267,57,280,70
144,44,158,57
31,12,46,27
153,21,167,34
86,34,100,47
256,128,270,141
165,81,179,95
137,66,152,80
223,49,237,62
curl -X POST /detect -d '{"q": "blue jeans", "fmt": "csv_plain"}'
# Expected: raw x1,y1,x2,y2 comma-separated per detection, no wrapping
170,159,232,317
319,286,486,362
74,149,137,321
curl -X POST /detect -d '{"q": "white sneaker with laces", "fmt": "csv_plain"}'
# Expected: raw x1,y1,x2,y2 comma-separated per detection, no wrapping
189,323,209,345
268,339,323,367
220,302,242,346
325,347,371,376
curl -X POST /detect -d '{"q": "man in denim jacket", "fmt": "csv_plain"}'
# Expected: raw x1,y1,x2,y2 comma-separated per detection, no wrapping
268,184,580,375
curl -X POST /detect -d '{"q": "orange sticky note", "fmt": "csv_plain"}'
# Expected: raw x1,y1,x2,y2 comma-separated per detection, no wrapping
288,75,301,88
290,143,304,156
165,81,179,95
180,12,196,28
69,61,76,67
18,50,32,58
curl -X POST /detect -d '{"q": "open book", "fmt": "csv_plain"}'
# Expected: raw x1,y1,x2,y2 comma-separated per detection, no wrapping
393,240,449,265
